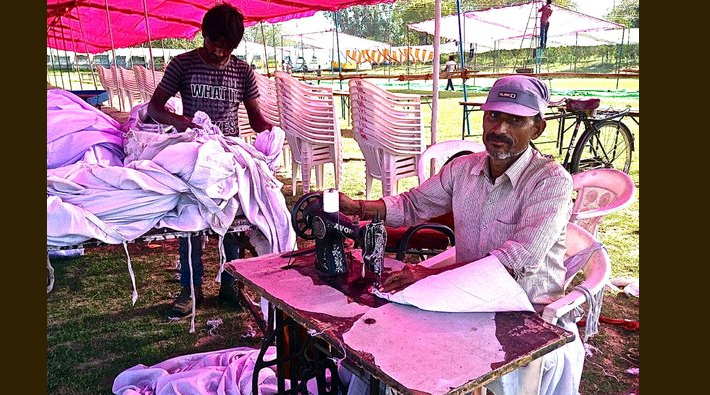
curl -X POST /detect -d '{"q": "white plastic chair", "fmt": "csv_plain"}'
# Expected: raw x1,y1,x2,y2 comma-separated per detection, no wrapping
417,139,486,184
96,65,121,109
570,168,636,237
117,66,144,109
275,71,341,195
349,78,425,198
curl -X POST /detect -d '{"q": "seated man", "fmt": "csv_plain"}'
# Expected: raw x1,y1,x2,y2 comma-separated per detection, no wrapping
339,75,583,395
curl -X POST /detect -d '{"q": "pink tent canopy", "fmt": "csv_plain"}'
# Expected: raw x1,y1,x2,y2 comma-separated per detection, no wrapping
47,0,395,54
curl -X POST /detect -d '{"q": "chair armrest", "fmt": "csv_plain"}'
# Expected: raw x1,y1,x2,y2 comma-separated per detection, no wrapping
395,223,455,261
418,247,457,269
541,289,587,325
542,248,610,325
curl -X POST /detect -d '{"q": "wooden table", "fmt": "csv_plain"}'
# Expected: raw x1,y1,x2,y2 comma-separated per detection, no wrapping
225,249,574,395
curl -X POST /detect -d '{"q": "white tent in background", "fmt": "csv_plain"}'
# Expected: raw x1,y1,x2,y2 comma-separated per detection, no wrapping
409,2,624,52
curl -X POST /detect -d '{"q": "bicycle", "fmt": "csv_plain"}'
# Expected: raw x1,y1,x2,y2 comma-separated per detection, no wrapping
536,98,636,174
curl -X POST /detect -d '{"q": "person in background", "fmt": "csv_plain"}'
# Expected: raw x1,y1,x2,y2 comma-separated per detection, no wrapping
444,54,457,91
147,3,272,317
339,75,584,394
316,64,322,84
469,43,475,61
539,0,553,49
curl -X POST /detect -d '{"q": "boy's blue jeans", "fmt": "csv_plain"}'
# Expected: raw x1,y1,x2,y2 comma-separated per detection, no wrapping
178,233,241,287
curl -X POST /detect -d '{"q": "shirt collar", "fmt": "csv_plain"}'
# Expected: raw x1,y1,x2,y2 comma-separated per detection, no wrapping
471,146,533,188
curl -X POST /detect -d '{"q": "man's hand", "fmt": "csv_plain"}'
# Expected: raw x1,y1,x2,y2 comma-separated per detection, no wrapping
173,114,200,132
378,264,436,293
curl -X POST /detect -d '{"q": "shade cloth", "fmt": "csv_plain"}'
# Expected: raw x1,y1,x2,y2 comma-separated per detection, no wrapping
47,0,396,54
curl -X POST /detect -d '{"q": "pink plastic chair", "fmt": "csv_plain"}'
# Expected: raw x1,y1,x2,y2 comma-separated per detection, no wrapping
570,169,636,236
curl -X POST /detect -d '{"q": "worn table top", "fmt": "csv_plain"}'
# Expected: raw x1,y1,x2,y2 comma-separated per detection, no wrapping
225,250,574,395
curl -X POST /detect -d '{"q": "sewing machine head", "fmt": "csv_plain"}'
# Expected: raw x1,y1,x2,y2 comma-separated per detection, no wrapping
291,191,387,283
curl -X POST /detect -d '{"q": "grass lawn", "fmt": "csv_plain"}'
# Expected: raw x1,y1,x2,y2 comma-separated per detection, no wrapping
47,76,639,394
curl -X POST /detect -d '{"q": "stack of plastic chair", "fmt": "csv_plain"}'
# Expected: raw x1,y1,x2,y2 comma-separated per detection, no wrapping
133,65,164,103
275,71,341,195
349,78,425,199
417,139,486,184
570,168,636,237
117,66,144,109
96,65,122,110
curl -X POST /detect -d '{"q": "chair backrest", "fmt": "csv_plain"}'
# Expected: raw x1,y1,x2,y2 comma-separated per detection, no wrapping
275,71,341,195
349,78,425,198
570,168,636,236
417,139,486,184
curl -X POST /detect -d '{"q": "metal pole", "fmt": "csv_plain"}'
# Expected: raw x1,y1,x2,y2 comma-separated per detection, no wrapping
431,0,441,147
58,19,75,91
49,32,60,88
105,0,125,111
616,27,626,89
68,23,84,90
406,29,410,90
455,0,470,136
142,0,157,86
573,33,578,73
272,24,278,73
76,8,98,89
334,12,343,89
260,22,270,75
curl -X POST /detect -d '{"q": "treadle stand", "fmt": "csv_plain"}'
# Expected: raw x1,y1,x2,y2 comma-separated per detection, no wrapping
252,306,347,395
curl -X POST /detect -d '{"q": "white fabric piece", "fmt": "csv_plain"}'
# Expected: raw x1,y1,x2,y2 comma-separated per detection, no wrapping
112,346,328,395
252,127,285,172
47,89,125,169
486,316,585,395
373,255,534,313
48,119,295,253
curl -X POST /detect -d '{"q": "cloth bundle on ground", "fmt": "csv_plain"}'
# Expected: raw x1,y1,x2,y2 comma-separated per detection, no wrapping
112,346,329,395
47,89,125,169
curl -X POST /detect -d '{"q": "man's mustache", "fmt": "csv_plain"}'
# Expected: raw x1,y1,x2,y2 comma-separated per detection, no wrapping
486,134,514,145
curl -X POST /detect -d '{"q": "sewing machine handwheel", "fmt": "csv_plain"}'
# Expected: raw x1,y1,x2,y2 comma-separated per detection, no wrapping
291,192,322,240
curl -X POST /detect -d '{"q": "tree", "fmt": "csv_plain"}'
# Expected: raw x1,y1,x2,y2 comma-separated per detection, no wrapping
605,0,639,28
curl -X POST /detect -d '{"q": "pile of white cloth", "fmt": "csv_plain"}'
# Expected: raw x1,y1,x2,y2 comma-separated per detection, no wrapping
47,91,295,254
47,89,125,169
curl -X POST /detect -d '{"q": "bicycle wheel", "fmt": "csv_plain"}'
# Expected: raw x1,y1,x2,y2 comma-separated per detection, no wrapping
570,120,633,174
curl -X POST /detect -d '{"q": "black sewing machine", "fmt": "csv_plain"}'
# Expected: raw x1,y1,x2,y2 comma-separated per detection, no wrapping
291,191,387,284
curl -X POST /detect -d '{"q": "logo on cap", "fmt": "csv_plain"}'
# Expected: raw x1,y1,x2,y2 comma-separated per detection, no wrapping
498,92,517,99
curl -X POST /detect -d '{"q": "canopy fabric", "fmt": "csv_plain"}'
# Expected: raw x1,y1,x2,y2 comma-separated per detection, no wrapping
408,2,624,53
47,0,395,54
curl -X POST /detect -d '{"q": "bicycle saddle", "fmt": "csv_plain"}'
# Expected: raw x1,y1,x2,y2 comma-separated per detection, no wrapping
566,98,600,112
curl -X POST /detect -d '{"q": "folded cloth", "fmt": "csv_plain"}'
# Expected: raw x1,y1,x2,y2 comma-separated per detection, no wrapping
373,255,534,313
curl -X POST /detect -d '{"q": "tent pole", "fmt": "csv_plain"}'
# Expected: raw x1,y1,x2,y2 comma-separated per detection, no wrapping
431,0,441,150
68,23,85,90
272,24,278,73
76,8,99,89
51,36,63,89
454,0,470,137
260,22,270,76
105,0,125,111
141,0,157,86
615,27,626,89
50,46,59,88
573,33,578,72
334,12,343,90
58,18,75,91
406,29,410,90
